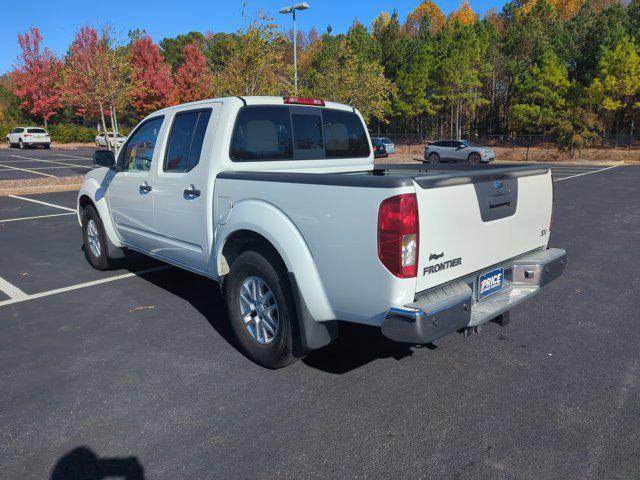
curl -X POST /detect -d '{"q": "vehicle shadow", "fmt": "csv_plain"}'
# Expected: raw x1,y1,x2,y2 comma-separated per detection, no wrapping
115,259,438,374
50,446,144,480
302,322,437,374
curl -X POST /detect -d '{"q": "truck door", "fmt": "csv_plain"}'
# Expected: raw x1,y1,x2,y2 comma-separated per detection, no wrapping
107,116,165,252
151,105,219,272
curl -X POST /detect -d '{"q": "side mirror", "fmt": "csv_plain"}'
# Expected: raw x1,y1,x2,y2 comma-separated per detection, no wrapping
93,150,115,168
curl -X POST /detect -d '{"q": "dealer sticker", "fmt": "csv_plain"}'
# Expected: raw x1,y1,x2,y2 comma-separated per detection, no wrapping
478,267,504,300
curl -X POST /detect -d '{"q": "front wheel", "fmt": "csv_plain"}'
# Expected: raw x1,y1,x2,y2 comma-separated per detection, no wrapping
81,205,117,270
469,153,481,164
225,249,297,369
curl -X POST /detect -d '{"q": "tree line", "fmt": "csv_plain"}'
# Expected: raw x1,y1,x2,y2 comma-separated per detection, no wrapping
2,0,640,156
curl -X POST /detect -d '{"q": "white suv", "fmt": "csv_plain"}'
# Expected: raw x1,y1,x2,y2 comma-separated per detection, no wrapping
95,132,126,148
6,127,51,149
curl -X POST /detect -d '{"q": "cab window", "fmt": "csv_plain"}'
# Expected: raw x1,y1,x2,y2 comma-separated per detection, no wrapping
120,117,164,172
164,109,212,172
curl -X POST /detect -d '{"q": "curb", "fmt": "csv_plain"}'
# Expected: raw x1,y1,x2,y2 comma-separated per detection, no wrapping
0,182,81,196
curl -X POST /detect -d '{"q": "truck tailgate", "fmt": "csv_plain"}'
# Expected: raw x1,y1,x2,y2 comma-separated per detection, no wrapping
413,166,553,293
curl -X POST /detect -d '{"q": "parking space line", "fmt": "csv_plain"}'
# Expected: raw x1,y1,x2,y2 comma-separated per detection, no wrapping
0,158,91,164
0,276,29,301
8,195,77,212
0,265,171,308
0,162,56,178
554,165,619,182
54,153,92,160
0,212,76,223
10,154,93,169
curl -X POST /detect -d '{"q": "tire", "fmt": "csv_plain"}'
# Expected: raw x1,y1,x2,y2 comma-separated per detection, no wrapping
225,249,297,369
19,139,25,149
44,143,50,149
428,152,440,163
81,205,116,271
469,153,481,164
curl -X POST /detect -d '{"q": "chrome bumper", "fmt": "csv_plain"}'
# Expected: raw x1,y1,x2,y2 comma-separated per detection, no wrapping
381,248,567,344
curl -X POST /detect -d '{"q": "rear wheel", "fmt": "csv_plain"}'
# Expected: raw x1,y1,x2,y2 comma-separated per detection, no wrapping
428,152,440,164
44,143,50,149
19,139,25,149
469,153,481,164
6,139,12,148
81,205,117,270
225,249,297,369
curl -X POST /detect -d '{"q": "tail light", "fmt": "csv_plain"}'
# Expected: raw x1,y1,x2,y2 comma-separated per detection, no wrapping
378,194,419,278
284,97,325,106
549,178,555,232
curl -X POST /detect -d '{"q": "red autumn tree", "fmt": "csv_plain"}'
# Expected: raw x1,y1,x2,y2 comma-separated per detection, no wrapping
173,42,214,104
10,27,62,127
130,35,173,117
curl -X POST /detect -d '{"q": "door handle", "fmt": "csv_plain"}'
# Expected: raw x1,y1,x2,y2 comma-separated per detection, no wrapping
183,188,201,198
139,184,152,194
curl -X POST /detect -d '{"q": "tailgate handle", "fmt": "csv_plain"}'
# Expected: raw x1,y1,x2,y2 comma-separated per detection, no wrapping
489,193,512,209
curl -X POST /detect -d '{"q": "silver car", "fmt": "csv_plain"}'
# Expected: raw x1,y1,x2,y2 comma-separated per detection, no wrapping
424,140,495,164
373,137,396,155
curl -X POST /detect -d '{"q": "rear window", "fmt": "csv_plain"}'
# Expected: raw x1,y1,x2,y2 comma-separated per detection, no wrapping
230,106,370,161
27,128,46,134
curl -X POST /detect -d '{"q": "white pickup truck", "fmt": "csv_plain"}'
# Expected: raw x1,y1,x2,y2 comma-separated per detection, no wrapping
78,96,566,368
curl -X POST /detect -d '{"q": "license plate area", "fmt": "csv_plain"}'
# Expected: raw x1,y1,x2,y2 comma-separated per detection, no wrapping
477,267,504,301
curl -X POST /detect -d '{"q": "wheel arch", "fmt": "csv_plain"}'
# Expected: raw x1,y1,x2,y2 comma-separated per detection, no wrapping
77,176,123,249
214,199,335,322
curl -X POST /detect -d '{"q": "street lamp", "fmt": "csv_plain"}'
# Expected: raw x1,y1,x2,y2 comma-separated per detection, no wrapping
279,2,309,96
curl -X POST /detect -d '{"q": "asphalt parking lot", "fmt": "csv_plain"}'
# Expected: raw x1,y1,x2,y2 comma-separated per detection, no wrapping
0,147,97,180
1,164,638,479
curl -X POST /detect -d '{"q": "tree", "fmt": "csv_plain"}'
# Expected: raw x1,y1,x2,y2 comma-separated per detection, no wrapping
130,35,173,117
404,1,446,35
159,32,205,68
173,42,214,103
305,40,394,122
60,26,128,153
9,27,62,128
588,36,640,136
214,14,291,96
552,105,601,157
510,51,570,133
448,1,477,26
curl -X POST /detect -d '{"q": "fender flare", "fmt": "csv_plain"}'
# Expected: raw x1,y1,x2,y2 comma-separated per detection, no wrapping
214,199,336,322
77,174,123,250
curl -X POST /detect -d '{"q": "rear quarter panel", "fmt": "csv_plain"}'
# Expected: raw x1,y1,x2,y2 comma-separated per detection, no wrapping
214,178,416,326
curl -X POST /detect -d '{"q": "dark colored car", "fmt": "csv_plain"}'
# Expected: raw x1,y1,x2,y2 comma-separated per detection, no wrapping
372,138,388,158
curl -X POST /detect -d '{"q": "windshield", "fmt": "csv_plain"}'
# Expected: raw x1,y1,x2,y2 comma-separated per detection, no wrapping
27,128,47,134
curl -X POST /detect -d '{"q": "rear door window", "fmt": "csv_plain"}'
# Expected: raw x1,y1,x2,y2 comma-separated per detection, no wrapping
164,109,212,172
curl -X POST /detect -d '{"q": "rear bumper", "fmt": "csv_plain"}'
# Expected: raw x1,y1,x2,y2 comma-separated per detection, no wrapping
381,248,566,344
23,139,50,146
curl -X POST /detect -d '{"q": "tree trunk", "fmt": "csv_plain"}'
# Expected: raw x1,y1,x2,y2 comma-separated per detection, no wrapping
110,99,120,158
99,103,111,153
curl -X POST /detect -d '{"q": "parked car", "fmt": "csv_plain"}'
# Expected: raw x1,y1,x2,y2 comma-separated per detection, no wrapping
96,132,126,148
78,96,565,369
424,140,495,164
6,127,51,149
372,137,396,155
372,137,388,158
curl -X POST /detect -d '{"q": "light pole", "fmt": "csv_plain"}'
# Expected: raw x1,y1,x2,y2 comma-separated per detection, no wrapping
279,2,309,96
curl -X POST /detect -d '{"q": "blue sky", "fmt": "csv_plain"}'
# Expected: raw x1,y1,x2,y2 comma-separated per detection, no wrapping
0,0,506,74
